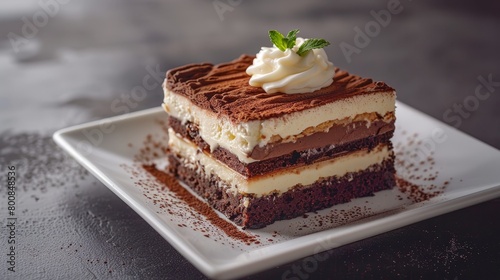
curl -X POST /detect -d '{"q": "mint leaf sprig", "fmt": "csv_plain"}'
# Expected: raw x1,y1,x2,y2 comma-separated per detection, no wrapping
296,38,330,56
268,29,330,57
269,29,299,52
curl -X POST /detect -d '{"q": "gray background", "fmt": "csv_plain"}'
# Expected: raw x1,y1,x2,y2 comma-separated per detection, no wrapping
0,0,499,279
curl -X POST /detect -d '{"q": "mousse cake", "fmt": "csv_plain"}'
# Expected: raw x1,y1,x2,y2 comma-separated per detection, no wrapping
162,30,396,228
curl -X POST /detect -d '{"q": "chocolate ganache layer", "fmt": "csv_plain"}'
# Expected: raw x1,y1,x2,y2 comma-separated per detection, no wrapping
165,55,395,123
168,116,395,177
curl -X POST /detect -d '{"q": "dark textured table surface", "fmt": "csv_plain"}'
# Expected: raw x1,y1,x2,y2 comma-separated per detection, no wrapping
1,1,499,279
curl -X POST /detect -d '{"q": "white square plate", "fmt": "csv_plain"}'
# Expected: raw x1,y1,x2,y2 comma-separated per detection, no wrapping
53,102,500,279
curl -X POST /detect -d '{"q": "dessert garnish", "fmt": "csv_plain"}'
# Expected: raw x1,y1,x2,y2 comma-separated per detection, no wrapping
268,29,330,56
246,29,335,94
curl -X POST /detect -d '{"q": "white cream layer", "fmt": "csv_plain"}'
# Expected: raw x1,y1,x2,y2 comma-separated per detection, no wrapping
163,86,395,164
168,128,391,197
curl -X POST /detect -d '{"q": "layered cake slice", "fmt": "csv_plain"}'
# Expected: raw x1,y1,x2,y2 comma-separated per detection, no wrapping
162,30,396,228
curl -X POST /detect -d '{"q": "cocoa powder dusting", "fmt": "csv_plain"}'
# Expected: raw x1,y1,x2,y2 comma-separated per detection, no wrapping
142,164,258,244
394,130,451,203
294,205,374,234
132,120,170,164
395,176,442,203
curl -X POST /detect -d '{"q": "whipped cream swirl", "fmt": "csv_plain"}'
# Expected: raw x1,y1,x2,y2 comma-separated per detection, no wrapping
246,37,335,94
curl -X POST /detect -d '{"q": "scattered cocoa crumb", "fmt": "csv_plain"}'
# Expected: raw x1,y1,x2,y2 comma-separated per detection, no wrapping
394,130,450,203
142,164,258,245
289,205,375,235
395,176,445,203
131,120,169,163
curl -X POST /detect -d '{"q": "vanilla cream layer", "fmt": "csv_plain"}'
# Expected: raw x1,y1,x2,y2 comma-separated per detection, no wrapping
163,86,395,164
168,128,392,197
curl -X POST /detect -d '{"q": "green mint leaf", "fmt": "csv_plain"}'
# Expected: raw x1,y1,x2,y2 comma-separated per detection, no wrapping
297,38,330,56
269,30,286,51
268,29,330,56
284,29,299,49
269,29,300,51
